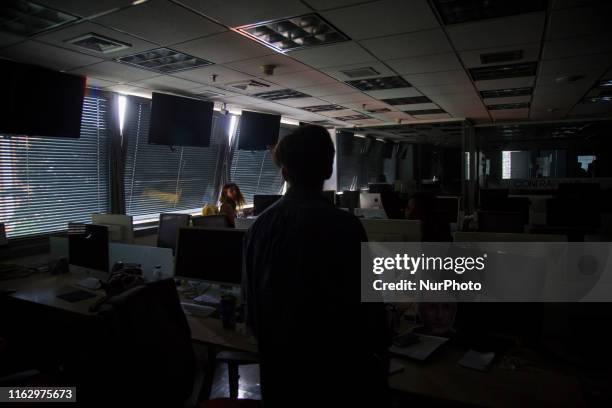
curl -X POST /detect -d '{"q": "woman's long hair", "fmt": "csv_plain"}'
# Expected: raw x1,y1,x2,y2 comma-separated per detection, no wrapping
220,183,246,209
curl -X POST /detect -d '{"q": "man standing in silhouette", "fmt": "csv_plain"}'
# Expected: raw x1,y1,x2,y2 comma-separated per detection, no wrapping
243,125,389,407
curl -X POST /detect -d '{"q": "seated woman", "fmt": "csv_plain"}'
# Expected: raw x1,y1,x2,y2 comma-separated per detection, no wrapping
218,183,245,227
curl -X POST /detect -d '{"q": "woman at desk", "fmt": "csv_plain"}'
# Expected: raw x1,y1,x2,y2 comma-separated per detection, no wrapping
218,183,245,227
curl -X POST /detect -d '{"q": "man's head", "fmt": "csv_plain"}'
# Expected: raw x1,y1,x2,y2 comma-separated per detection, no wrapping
273,125,335,189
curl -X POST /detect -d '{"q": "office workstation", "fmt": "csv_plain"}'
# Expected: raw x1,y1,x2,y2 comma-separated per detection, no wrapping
1,0,612,407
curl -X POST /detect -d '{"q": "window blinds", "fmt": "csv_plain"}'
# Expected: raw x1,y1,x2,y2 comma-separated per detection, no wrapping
0,93,110,238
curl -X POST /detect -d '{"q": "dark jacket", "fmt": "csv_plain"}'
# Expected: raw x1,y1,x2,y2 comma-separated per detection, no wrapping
243,187,390,407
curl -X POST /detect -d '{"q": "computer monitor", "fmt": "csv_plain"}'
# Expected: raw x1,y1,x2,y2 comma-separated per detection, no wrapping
92,213,134,244
253,194,281,215
322,190,336,205
157,213,191,254
68,223,109,274
338,190,360,212
360,192,382,209
174,227,244,286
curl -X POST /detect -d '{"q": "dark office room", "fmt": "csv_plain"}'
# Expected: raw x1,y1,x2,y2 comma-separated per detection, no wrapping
1,0,612,407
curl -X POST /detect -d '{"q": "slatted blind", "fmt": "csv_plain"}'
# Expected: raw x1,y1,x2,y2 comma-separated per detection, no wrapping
229,120,294,204
0,93,110,238
123,97,225,223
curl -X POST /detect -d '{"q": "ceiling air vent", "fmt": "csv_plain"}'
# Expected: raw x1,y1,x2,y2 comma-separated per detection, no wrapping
469,62,537,81
366,107,391,113
480,87,533,98
487,102,530,110
253,89,310,101
346,76,411,91
117,48,212,73
227,79,272,91
480,50,523,65
237,13,349,52
66,33,131,54
335,113,371,121
339,66,381,79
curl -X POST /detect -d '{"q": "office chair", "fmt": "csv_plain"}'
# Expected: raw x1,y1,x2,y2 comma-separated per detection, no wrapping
157,213,191,253
87,278,203,406
192,215,233,229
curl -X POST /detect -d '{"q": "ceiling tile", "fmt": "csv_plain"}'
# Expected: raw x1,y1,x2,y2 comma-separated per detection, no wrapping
459,42,541,68
412,113,452,120
490,108,530,120
36,21,158,58
385,53,462,75
402,70,471,87
69,60,158,82
321,0,439,40
175,0,310,27
417,82,475,96
446,13,546,51
0,40,103,71
547,4,612,40
276,97,327,108
269,69,337,88
475,76,535,91
190,85,242,99
129,75,204,92
35,0,134,18
542,35,612,60
171,65,254,85
0,32,25,48
363,88,422,99
325,108,363,118
539,54,612,76
173,31,273,64
224,54,310,76
93,0,226,46
287,41,374,69
306,0,374,10
86,76,119,89
319,92,377,104
360,29,452,60
104,83,153,98
295,82,355,97
392,102,439,111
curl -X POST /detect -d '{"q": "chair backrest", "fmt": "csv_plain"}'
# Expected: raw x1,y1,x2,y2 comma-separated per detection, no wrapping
157,213,191,253
93,279,195,405
360,219,421,242
192,214,233,228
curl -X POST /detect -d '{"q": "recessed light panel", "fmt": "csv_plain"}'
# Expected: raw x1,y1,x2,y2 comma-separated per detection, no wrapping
335,114,371,121
381,96,431,105
253,89,310,101
480,50,524,65
67,33,131,54
237,13,349,52
302,104,345,113
487,102,530,110
404,109,446,115
432,0,547,25
480,87,533,98
0,0,78,36
117,48,212,73
346,76,411,91
469,62,537,81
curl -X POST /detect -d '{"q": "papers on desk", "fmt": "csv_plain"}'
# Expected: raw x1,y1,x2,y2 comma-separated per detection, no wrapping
389,334,449,361
458,349,495,372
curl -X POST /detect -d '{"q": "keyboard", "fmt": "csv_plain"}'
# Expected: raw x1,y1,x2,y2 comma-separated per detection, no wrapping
181,302,215,318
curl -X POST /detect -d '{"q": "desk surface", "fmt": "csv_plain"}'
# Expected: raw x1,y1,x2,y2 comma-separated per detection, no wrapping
1,269,587,408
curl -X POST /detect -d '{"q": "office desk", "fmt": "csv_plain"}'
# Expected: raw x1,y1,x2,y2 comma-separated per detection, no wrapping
1,272,588,407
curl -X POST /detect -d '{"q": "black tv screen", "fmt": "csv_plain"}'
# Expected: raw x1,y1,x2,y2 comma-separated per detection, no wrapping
238,110,281,150
149,92,214,147
0,59,85,138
